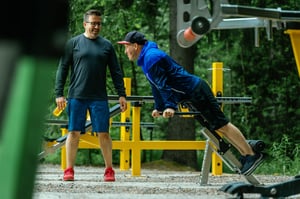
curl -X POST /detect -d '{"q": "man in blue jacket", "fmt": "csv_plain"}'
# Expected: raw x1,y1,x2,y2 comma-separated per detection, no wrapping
118,31,264,176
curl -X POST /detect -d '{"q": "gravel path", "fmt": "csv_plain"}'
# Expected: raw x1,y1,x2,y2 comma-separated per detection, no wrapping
33,164,300,199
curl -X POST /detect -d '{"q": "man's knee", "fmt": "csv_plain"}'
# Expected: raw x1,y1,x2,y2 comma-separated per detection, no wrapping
216,122,231,134
68,131,81,140
98,132,110,140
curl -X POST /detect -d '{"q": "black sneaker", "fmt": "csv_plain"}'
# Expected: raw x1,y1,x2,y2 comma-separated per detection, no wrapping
239,156,246,165
240,152,264,176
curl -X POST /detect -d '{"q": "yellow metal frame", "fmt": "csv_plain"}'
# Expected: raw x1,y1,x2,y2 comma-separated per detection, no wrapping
120,78,131,170
285,29,300,77
60,128,68,170
57,64,229,176
58,104,207,176
211,62,224,175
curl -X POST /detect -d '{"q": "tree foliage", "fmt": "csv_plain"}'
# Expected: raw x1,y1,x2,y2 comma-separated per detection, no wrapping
45,0,300,170
221,1,300,158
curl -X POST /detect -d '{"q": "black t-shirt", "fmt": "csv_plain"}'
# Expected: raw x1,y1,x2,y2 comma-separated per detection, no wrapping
55,34,126,100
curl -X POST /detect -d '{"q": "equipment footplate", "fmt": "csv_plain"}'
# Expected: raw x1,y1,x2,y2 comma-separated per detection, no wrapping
220,176,300,198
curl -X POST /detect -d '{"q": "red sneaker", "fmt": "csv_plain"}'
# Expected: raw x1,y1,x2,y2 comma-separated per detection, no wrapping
104,167,115,182
63,167,74,181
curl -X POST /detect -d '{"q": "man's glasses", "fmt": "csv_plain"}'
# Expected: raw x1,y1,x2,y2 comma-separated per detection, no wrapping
86,22,102,27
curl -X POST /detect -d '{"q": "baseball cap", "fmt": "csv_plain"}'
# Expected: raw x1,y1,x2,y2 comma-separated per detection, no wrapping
117,31,147,45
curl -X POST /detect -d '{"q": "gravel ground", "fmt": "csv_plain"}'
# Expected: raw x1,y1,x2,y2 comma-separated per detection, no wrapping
33,164,300,199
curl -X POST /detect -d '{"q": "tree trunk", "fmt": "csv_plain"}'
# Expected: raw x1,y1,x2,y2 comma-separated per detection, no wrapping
162,0,198,170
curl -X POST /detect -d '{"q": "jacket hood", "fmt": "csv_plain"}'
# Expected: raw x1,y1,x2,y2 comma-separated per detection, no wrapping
137,41,166,73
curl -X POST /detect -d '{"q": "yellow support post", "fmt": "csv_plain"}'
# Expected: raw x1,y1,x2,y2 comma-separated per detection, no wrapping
61,128,68,170
120,78,131,170
131,102,142,176
211,62,224,175
285,29,300,77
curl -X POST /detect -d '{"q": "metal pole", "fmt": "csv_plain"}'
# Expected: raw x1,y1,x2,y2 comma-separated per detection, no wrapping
120,78,131,170
211,62,224,175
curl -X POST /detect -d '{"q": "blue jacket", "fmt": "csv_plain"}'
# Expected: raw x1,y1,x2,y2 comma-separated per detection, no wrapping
137,41,202,111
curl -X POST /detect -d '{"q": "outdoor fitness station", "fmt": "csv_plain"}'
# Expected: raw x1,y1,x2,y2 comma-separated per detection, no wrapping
41,0,300,195
43,63,252,177
1,0,300,199
175,0,300,198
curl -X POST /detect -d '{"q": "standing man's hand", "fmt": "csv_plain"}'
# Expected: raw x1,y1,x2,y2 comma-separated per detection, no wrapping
163,108,175,118
119,96,127,112
55,96,67,110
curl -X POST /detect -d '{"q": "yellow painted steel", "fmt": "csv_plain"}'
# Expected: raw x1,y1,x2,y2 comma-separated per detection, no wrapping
120,78,131,170
57,101,208,174
131,104,142,176
285,29,300,77
211,62,224,175
112,141,206,150
57,69,228,175
78,133,99,148
178,103,193,118
61,128,68,170
68,135,207,150
58,133,206,150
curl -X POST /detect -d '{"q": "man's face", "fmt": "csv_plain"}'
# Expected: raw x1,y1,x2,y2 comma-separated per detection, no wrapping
83,15,102,39
124,43,139,61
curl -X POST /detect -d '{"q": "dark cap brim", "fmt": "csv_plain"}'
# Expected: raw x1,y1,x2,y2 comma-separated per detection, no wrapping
117,41,131,45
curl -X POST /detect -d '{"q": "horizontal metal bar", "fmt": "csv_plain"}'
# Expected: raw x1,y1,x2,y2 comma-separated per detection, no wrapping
111,122,156,128
221,4,300,22
221,4,280,19
213,18,266,30
281,10,300,21
174,111,202,115
216,96,252,104
108,95,155,102
112,140,206,150
45,119,68,125
108,95,252,104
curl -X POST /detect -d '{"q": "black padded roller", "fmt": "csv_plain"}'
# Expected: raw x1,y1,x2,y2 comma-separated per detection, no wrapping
247,140,265,152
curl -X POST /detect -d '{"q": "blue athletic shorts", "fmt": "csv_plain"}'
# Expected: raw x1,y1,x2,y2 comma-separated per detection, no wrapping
190,81,229,130
67,98,110,133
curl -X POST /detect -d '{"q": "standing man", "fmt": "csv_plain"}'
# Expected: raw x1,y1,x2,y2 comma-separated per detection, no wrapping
117,31,264,176
55,9,127,182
